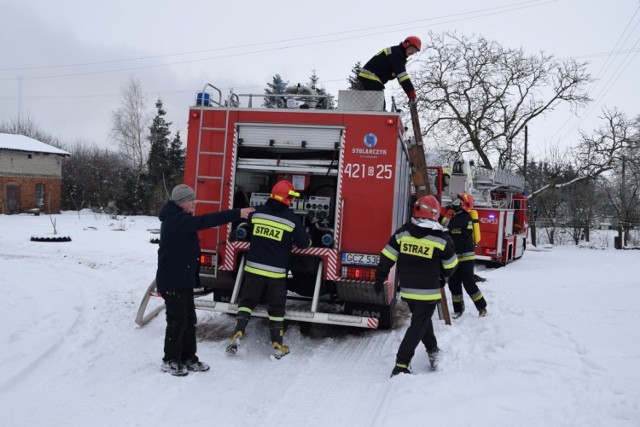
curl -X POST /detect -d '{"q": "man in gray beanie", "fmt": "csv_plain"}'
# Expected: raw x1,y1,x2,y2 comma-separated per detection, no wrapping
171,184,196,205
156,183,253,376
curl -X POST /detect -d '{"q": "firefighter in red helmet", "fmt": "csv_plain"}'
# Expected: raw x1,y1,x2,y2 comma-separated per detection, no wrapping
227,180,311,359
357,36,422,104
443,193,488,318
375,195,458,377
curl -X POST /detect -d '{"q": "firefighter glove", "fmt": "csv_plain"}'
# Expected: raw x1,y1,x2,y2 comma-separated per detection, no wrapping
439,277,446,288
408,90,417,103
374,280,384,294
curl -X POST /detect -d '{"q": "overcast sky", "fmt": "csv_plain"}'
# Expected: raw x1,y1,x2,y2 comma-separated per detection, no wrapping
1,0,639,159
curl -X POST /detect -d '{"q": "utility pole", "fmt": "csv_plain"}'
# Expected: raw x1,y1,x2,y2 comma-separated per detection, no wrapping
619,155,627,248
523,125,528,187
17,75,23,123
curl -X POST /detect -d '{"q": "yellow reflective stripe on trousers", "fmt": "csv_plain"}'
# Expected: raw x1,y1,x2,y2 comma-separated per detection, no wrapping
400,288,442,301
458,253,476,262
470,291,484,302
244,265,286,279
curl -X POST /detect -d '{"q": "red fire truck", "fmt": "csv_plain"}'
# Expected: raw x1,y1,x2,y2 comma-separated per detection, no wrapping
135,83,527,329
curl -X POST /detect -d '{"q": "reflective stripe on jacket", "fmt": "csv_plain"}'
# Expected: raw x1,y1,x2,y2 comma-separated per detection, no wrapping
243,199,311,278
358,44,415,96
448,211,476,261
376,222,458,302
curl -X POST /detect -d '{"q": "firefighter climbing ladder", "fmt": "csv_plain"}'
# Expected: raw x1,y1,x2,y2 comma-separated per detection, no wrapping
407,102,452,325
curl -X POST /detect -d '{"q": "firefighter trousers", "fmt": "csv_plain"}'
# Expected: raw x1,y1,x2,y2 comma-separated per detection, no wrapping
448,259,487,313
236,272,287,344
356,76,385,91
396,300,439,366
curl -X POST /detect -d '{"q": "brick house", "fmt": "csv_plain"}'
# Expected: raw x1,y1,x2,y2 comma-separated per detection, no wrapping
0,133,70,214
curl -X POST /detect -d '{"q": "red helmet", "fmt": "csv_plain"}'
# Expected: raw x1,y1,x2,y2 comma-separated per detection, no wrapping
413,195,440,220
402,36,422,51
270,180,300,207
457,193,474,212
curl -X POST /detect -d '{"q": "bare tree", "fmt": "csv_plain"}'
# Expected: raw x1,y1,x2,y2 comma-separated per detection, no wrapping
111,78,150,173
526,109,637,247
596,112,640,246
526,145,574,245
530,108,634,200
61,143,134,213
412,31,592,170
110,78,151,213
0,116,63,148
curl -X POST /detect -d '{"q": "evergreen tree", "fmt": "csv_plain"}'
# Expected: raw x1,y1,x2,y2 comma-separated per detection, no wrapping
147,99,172,183
263,74,289,108
146,99,173,213
348,62,363,90
167,131,185,187
307,68,335,109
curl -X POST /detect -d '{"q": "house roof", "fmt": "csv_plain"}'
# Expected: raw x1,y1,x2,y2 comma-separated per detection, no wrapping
0,133,70,156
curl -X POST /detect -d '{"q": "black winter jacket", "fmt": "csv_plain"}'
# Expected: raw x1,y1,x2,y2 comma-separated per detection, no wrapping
447,210,476,261
155,201,240,291
244,199,311,279
376,222,458,302
359,43,415,96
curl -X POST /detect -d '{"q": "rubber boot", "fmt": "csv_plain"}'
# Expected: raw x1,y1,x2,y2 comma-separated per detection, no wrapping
452,299,465,319
226,312,250,354
270,321,289,359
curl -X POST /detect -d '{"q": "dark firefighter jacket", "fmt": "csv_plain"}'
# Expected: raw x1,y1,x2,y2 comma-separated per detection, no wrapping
156,201,241,292
244,199,311,279
447,210,476,262
376,222,458,302
358,43,415,96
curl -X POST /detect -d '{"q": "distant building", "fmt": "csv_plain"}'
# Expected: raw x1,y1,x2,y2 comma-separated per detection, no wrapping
0,133,70,214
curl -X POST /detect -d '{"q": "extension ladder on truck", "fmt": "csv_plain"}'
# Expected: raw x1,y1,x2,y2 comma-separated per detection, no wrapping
406,102,451,325
192,84,238,279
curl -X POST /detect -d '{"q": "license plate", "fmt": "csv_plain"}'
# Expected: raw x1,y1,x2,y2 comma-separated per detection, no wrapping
341,252,380,266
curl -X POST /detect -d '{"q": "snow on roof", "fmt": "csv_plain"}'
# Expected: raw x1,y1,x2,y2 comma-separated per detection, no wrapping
0,133,70,156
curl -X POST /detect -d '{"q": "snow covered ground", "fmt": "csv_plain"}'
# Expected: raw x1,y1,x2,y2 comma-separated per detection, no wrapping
1,211,639,427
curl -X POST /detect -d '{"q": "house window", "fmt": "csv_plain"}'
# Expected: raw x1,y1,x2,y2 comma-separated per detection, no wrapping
35,183,45,206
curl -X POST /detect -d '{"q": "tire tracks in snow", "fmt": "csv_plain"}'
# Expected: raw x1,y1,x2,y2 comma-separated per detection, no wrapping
259,324,401,426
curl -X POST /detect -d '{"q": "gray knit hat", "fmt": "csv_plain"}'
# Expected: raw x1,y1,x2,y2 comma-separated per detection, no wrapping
171,184,196,204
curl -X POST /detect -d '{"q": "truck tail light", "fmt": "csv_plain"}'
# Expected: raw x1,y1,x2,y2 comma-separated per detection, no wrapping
200,253,213,267
341,266,376,281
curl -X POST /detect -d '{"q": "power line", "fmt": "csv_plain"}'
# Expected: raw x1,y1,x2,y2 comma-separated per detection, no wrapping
549,4,640,141
0,0,555,82
1,0,551,73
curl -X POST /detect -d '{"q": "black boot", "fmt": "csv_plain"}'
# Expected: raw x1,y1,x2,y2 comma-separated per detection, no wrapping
452,299,465,319
427,348,440,371
226,312,250,354
270,321,289,359
390,362,411,377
